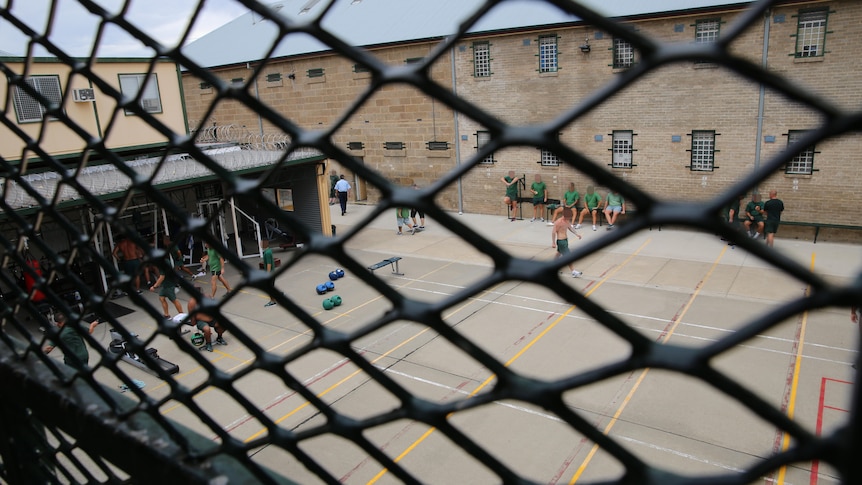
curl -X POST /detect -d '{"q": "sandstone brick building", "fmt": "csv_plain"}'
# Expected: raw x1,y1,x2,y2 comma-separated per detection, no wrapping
182,0,861,237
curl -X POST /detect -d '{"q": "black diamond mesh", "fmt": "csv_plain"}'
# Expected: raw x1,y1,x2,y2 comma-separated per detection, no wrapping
0,0,860,484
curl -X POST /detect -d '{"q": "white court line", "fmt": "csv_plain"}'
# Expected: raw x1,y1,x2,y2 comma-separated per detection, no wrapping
394,281,858,359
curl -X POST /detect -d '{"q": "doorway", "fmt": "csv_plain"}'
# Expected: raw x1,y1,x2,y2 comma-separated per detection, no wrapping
353,157,367,202
197,199,229,248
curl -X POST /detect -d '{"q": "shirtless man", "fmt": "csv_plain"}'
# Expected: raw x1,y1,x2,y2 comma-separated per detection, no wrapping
112,236,144,294
551,208,583,278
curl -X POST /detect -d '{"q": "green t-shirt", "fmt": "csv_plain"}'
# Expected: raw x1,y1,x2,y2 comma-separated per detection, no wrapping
395,207,411,218
606,192,624,207
58,325,88,369
531,181,547,199
583,191,601,210
206,247,222,272
263,247,275,270
745,201,763,222
564,190,580,207
505,176,518,198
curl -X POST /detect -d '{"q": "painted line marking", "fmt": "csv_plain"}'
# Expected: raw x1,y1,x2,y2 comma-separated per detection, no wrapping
569,244,727,484
366,239,652,484
776,253,815,485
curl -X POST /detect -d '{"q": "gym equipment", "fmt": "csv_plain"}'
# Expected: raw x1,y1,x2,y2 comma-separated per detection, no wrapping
325,281,335,291
329,271,338,281
335,269,345,278
191,332,205,346
322,298,334,310
331,295,342,306
264,219,304,250
316,284,327,295
109,329,179,376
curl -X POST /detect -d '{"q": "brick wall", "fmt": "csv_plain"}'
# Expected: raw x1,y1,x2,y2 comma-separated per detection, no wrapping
182,1,861,235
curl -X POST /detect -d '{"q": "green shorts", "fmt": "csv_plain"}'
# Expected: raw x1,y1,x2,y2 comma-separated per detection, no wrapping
195,319,212,331
556,239,569,255
764,220,780,234
159,286,177,301
547,203,558,211
532,197,544,206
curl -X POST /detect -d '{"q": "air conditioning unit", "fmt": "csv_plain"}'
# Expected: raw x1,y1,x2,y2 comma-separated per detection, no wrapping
72,88,96,102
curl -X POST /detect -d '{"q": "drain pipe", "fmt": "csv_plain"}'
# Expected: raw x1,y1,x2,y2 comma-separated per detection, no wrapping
450,43,464,215
753,8,771,193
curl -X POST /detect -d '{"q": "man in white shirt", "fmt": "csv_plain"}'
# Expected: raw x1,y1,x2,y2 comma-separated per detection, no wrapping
334,174,352,216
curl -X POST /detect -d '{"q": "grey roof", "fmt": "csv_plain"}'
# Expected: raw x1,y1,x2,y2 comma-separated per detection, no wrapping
183,0,751,69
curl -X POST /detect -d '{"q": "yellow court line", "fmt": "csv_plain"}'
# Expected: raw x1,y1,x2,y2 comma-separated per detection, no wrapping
367,238,652,485
776,252,815,485
569,244,727,484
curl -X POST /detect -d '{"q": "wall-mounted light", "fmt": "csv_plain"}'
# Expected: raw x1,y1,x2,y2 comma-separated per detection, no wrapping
580,37,591,53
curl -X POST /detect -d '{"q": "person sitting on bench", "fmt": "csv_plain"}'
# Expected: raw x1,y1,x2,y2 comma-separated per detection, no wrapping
188,296,227,352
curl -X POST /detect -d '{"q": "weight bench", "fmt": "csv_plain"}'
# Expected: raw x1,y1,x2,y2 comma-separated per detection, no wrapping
367,257,403,275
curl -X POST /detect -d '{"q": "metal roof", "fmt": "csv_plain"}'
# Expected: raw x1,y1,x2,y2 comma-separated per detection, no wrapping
182,0,752,69
4,146,323,212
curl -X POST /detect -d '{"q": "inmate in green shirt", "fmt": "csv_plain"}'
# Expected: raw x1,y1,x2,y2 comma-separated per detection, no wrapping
505,176,518,199
583,192,601,210
564,190,580,207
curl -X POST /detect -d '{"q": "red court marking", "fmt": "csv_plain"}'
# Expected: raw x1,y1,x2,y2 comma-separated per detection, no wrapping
810,377,852,485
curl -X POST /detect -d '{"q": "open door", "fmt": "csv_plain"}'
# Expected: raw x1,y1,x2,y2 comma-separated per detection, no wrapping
353,157,367,202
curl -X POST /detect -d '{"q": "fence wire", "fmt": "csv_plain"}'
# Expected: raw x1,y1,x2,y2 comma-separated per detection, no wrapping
0,0,860,484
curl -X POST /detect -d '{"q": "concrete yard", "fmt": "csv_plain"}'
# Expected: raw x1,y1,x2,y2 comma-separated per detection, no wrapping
67,203,859,484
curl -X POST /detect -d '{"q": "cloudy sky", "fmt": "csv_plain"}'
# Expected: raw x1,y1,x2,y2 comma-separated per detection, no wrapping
0,0,250,57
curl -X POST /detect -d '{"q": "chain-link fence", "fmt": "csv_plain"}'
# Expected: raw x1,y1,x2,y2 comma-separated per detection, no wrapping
1,0,860,483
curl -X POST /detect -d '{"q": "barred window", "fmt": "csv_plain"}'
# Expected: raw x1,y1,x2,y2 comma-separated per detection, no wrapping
613,37,634,69
540,149,559,166
786,130,815,174
690,130,716,171
538,34,558,73
476,130,494,164
795,8,828,58
119,73,162,114
695,19,720,44
12,75,62,123
473,41,491,77
612,130,633,168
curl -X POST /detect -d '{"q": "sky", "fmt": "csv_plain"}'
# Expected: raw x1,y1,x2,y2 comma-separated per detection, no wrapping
0,0,250,57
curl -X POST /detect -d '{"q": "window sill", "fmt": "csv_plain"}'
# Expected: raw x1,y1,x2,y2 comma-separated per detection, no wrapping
473,76,492,81
266,80,283,88
307,75,326,84
785,172,813,178
793,56,825,64
611,67,631,74
539,71,559,77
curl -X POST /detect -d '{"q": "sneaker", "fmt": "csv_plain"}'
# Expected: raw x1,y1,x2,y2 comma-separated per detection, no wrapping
751,232,760,239
265,301,276,307
204,343,213,352
572,270,583,278
175,287,180,294
510,218,516,222
419,226,425,229
215,337,227,346
396,231,403,235
530,218,536,222
574,224,582,229
592,225,597,231
539,218,545,222
410,227,415,235
546,222,554,226
194,271,206,278
606,224,614,231
136,289,143,294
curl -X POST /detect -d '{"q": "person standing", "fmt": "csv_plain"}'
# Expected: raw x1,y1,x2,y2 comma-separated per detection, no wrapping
743,193,765,239
763,190,785,248
329,169,339,206
43,313,100,370
577,186,602,231
334,174,352,216
112,236,144,294
395,207,415,235
603,190,626,230
200,242,233,298
410,184,426,229
551,208,583,278
501,170,521,221
530,174,547,222
150,255,184,319
164,235,195,279
262,239,277,307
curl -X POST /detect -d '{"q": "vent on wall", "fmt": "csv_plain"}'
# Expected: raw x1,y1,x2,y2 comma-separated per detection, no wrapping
347,141,364,150
426,141,449,150
384,141,405,150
